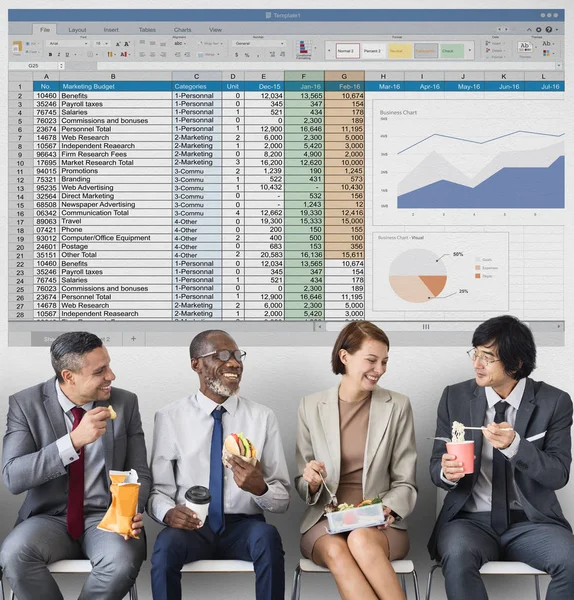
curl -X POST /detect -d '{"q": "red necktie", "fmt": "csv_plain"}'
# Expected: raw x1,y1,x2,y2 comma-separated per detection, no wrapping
67,407,85,539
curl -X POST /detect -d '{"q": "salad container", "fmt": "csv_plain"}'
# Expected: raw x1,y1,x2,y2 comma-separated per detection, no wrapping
326,502,386,534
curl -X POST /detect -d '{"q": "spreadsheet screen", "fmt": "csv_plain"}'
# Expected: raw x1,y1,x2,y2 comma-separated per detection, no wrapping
7,9,567,346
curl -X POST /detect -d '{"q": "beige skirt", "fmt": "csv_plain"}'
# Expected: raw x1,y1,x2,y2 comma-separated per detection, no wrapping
300,516,410,563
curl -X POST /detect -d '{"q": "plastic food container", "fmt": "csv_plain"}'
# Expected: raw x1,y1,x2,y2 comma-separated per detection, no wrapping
326,503,386,534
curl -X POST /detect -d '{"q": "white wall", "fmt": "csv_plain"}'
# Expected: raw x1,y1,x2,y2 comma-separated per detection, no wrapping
0,344,572,599
1,0,573,598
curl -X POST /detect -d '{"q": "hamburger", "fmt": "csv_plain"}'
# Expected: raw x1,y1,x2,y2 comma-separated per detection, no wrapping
222,432,257,467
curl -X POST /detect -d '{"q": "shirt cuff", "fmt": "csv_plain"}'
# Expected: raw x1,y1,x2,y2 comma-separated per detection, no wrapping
251,482,276,511
149,498,175,525
56,434,79,466
500,432,521,459
440,468,458,488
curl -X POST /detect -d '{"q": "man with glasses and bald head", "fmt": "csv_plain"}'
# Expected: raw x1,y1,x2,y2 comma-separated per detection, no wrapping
428,315,574,600
147,329,290,600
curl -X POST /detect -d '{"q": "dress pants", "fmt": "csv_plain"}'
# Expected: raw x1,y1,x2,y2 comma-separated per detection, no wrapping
0,512,146,600
151,513,284,600
437,511,574,600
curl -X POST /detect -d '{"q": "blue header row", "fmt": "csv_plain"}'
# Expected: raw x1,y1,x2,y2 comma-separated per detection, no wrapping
8,9,565,22
34,81,564,92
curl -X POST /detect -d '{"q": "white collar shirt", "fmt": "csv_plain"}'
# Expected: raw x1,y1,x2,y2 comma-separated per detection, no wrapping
463,378,526,512
147,390,290,524
55,382,109,512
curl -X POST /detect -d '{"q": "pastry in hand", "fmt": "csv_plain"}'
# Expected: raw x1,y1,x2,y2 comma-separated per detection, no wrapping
108,405,117,420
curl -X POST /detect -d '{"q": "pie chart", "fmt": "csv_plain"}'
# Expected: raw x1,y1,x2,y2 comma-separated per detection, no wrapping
389,249,447,303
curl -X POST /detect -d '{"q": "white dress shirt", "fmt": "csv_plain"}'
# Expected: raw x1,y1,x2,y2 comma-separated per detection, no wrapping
54,382,109,512
441,378,526,512
147,391,291,524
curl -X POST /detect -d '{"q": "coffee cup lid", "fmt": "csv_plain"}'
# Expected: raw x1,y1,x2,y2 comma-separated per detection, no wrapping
185,485,211,504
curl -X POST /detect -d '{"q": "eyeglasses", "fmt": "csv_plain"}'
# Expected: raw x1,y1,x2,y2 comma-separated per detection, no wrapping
195,349,246,363
467,348,500,366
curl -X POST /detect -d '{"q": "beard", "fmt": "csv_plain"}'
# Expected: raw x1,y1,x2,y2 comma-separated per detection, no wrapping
205,374,240,398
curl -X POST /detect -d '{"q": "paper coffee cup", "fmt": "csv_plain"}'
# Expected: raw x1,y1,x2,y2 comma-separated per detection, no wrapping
446,440,475,474
184,486,211,525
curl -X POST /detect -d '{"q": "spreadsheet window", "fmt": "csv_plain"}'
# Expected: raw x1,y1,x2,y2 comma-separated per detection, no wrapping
7,9,567,346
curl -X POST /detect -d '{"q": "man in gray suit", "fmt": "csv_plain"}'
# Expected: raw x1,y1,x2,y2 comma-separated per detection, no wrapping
429,315,574,600
0,332,151,600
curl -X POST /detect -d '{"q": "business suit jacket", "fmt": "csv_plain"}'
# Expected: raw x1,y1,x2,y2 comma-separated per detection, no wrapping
295,385,417,534
428,378,573,559
2,377,151,523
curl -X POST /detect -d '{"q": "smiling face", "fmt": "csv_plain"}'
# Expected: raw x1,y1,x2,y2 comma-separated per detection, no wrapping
192,332,243,402
60,345,116,405
473,343,518,397
339,338,389,394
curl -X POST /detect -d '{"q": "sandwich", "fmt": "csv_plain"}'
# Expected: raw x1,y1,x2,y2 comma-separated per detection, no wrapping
222,432,257,467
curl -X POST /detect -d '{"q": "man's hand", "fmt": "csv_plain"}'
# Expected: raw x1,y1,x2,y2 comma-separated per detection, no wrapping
483,421,515,449
70,406,111,451
302,460,325,495
441,452,466,482
227,455,267,496
123,512,144,541
163,505,203,530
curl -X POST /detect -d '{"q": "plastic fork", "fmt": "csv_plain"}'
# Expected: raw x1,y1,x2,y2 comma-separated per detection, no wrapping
319,471,338,506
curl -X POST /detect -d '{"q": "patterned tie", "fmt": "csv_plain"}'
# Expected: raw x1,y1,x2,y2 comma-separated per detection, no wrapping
67,407,85,539
491,401,510,534
208,406,226,534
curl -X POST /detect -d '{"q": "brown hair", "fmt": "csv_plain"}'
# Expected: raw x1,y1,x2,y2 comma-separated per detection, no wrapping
331,321,390,375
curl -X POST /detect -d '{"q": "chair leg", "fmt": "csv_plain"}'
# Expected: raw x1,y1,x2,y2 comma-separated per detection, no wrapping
129,582,139,600
534,575,541,600
411,569,421,600
425,563,441,600
291,565,302,600
400,573,407,596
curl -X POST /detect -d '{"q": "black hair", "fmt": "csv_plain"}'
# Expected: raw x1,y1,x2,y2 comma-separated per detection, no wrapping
472,315,536,380
50,332,103,383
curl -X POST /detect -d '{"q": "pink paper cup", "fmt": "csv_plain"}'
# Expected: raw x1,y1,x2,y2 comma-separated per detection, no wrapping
446,441,475,474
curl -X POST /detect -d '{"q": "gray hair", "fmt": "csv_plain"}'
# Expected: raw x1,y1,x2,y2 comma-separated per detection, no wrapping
50,332,103,383
189,330,229,360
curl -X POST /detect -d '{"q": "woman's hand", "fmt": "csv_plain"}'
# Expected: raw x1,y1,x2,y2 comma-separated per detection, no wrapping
303,460,326,495
377,505,395,530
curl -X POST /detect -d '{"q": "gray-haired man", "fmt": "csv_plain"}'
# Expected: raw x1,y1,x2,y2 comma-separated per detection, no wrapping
0,331,151,600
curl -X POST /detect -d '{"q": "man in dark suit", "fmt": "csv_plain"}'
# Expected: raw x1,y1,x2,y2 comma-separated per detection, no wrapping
428,315,574,600
0,332,151,600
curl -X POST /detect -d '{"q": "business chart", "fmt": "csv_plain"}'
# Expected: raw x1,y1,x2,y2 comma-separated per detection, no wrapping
373,232,509,312
374,100,565,212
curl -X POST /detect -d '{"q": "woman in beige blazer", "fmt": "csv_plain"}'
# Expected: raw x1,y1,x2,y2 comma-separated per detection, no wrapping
295,321,417,600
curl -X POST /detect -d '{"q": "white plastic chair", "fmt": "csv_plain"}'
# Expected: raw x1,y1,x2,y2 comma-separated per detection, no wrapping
426,489,547,600
291,558,421,600
181,560,254,595
7,560,138,600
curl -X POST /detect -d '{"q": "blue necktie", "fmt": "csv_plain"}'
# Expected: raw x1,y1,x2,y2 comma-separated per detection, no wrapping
208,406,226,534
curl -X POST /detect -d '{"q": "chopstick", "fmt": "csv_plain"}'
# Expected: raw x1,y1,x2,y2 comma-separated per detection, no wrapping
464,426,513,430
